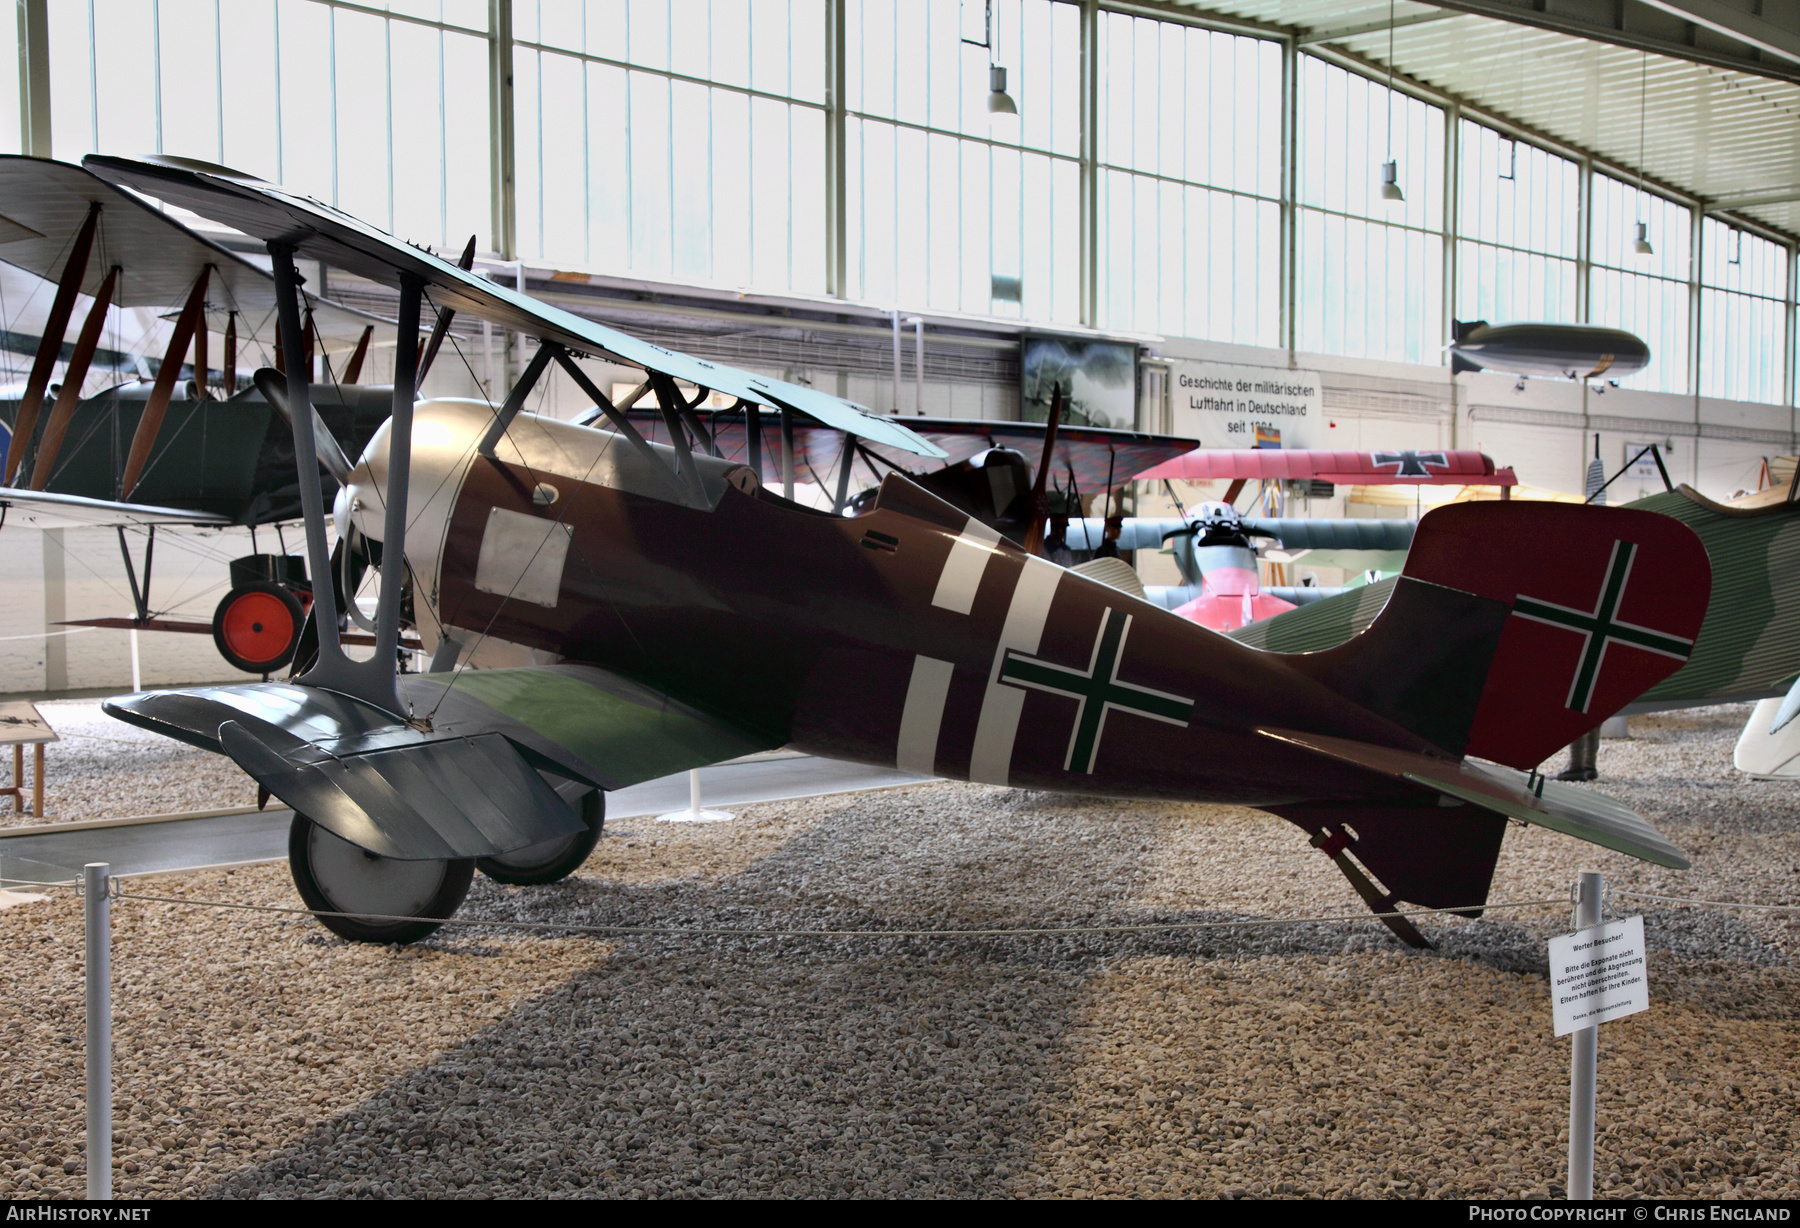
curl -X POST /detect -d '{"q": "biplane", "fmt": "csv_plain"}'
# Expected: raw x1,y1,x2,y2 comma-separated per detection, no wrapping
0,155,397,674
92,154,1708,950
1061,448,1508,631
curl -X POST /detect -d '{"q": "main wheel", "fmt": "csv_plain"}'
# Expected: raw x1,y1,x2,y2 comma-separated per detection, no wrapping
476,789,604,885
213,582,305,674
288,814,474,944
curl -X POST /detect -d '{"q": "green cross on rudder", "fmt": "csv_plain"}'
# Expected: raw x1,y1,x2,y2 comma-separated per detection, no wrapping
1511,539,1695,713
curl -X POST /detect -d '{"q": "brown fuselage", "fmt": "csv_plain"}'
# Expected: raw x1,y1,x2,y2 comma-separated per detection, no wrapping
429,454,1446,808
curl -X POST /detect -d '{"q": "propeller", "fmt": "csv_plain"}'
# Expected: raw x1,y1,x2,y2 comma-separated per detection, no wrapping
1023,385,1065,556
254,366,353,484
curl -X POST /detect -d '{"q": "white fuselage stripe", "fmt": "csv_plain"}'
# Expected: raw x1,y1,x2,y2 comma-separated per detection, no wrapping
896,654,955,775
931,517,1003,615
969,555,1062,786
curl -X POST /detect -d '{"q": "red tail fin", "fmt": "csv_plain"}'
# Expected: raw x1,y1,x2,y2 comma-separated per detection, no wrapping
1293,501,1709,770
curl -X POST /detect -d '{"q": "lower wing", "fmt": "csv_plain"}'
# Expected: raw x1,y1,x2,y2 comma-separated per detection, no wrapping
0,487,233,529
105,663,779,860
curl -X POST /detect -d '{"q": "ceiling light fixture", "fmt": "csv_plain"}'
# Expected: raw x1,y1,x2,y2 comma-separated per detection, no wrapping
1381,0,1404,204
1633,52,1654,258
988,65,1017,117
962,1,1018,126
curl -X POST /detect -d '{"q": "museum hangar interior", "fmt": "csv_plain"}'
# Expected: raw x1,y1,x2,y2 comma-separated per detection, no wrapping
0,0,1799,1203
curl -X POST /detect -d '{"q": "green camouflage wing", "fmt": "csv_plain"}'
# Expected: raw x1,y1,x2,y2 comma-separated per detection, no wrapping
401,663,782,792
1625,489,1800,706
1229,577,1397,653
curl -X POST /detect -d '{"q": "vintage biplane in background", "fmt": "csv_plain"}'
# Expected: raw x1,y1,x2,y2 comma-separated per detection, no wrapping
616,416,1490,632
89,154,1710,952
0,155,398,675
1056,448,1513,632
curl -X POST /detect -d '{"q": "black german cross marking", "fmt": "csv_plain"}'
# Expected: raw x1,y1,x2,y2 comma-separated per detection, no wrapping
1511,539,1694,713
997,608,1196,773
1371,449,1448,476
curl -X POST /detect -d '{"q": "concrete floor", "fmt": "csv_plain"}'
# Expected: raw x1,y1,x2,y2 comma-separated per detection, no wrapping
0,754,926,884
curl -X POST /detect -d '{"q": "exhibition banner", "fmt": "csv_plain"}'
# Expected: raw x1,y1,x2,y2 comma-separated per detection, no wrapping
1170,361,1322,451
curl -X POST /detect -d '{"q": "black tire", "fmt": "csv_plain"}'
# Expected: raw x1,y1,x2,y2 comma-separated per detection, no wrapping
287,813,474,944
212,582,306,674
476,789,604,885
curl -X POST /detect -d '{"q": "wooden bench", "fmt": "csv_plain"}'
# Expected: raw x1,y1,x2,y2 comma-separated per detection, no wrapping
0,701,57,818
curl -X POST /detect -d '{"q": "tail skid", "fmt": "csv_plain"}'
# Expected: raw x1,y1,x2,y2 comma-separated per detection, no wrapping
1261,726,1688,941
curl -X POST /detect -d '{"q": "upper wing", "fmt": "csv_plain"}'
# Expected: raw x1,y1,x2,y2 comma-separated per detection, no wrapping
1061,516,1419,552
1138,447,1515,486
0,486,232,529
84,155,945,460
620,412,1194,491
1625,486,1800,708
104,663,779,860
0,156,382,345
857,418,1196,488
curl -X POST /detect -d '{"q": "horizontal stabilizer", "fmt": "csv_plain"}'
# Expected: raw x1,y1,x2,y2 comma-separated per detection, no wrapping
1259,727,1689,869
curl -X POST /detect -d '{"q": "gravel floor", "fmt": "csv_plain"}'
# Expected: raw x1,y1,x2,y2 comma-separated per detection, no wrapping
1,705,1795,1199
1,700,255,828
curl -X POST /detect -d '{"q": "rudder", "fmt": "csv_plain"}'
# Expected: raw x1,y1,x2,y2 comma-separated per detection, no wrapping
1288,501,1710,770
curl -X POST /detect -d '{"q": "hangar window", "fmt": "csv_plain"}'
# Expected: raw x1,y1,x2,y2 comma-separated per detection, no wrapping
46,0,492,253
1455,122,1579,327
1295,56,1446,365
1093,11,1283,347
1588,174,1691,395
1698,219,1788,406
0,17,18,155
844,0,1082,322
512,0,828,294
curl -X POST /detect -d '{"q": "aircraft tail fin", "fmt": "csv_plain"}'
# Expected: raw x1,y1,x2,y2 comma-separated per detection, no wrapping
1449,352,1483,375
1284,501,1709,769
1450,318,1488,342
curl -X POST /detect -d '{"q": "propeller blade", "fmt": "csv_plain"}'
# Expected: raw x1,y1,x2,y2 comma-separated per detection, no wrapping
414,235,476,393
1023,385,1064,556
253,366,353,484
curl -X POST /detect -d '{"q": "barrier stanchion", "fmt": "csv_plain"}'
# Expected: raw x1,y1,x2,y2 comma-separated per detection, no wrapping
83,862,111,1201
1567,870,1601,1201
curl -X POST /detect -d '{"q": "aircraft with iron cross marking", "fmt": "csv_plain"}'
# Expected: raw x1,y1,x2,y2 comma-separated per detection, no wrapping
91,155,1711,949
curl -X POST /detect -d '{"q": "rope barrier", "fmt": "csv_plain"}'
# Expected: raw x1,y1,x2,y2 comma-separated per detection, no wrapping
1612,889,1800,913
111,888,1570,939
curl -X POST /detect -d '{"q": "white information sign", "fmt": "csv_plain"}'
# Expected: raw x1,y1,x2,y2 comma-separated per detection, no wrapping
1170,361,1323,451
1549,915,1649,1037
